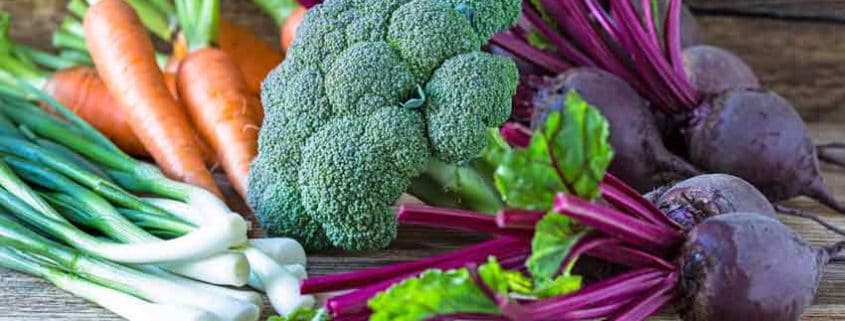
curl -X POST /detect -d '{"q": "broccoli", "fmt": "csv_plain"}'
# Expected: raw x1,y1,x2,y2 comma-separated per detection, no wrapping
250,0,520,251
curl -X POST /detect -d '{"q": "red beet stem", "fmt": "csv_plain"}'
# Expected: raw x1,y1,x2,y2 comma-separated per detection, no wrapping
609,1,696,109
664,0,688,81
557,234,622,275
495,209,546,230
608,272,678,321
587,243,675,270
499,122,534,148
396,205,531,237
490,32,569,74
640,0,660,47
327,247,530,317
600,183,672,230
301,237,524,294
521,4,595,68
603,174,681,230
502,268,666,320
558,299,631,321
554,194,683,250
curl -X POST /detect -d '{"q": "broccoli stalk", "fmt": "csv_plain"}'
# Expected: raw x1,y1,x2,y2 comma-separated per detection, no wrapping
409,158,503,214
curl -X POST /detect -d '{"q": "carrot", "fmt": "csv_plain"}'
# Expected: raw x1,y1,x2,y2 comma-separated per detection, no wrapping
84,0,222,196
218,18,282,95
43,67,149,157
162,55,181,99
161,54,220,168
280,6,306,53
177,48,261,198
171,18,281,95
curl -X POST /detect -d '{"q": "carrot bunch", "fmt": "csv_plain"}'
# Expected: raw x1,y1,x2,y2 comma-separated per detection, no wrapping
4,0,302,200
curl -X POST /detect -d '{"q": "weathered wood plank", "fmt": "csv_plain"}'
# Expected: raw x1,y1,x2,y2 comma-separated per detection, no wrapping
688,0,845,22
696,16,845,122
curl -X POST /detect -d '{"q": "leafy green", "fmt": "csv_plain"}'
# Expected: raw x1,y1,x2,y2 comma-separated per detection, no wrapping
495,90,613,209
527,214,583,282
267,308,329,321
478,257,533,296
534,273,583,298
368,266,500,321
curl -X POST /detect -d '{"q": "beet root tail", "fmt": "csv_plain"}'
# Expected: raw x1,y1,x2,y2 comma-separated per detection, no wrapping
774,204,845,237
805,179,845,214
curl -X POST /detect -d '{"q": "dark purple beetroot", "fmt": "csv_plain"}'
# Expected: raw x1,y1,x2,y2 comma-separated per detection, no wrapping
683,45,760,96
679,213,824,321
684,89,845,212
532,67,700,192
647,174,775,230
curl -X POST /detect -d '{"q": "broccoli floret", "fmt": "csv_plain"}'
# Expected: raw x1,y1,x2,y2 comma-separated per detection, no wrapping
299,107,430,250
425,52,518,163
250,0,520,251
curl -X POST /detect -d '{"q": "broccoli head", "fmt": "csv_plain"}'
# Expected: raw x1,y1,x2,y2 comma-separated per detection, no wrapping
250,0,520,251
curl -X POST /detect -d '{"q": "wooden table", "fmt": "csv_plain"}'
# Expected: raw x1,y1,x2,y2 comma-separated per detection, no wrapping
0,1,844,320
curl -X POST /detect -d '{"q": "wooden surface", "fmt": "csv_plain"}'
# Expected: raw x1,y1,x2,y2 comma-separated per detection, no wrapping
1,1,845,320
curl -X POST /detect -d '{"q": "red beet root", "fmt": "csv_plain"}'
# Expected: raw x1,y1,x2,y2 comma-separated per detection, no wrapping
532,68,700,192
647,174,776,230
683,45,760,96
679,213,825,321
684,89,845,213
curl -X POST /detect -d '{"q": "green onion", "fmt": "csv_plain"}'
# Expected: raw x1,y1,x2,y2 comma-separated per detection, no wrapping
0,157,247,265
0,214,259,321
0,248,218,321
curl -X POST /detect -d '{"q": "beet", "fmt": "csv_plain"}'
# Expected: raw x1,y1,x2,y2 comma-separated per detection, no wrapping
495,1,845,214
647,174,775,230
679,213,825,321
683,45,760,96
532,68,700,192
684,89,845,212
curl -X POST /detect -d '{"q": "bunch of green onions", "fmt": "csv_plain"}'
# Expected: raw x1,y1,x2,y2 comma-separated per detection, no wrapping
0,77,313,319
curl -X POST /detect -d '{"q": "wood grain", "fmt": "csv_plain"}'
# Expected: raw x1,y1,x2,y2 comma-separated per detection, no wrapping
0,1,843,320
688,0,845,22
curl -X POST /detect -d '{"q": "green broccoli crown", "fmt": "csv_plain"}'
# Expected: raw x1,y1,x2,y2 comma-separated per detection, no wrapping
250,0,520,251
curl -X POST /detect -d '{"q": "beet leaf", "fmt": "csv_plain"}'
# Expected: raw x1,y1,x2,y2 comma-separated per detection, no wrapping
495,91,613,209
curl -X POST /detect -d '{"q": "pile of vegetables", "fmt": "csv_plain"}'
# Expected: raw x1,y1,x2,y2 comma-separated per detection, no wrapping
9,0,293,202
290,91,842,321
490,0,845,215
0,0,843,321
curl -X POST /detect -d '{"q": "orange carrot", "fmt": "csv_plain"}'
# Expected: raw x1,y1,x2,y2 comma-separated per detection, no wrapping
162,55,181,99
161,54,220,168
218,18,282,95
280,6,306,53
172,18,282,95
84,0,222,196
44,67,149,157
177,48,261,199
